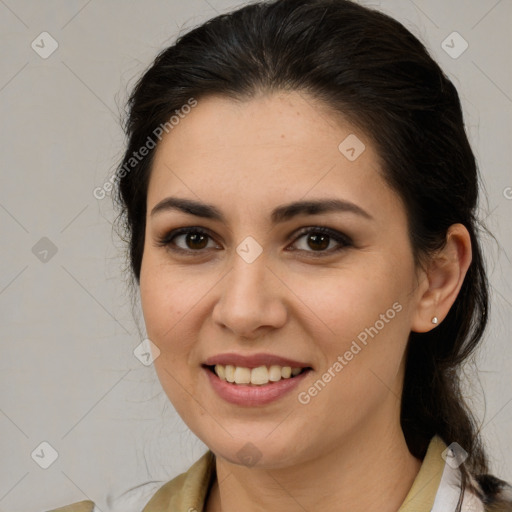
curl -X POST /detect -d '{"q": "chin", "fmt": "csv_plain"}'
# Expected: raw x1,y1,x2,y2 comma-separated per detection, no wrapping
203,434,306,470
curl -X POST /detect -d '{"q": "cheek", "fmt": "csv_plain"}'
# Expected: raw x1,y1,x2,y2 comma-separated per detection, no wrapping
292,262,408,341
139,252,216,393
290,261,413,401
139,257,200,408
139,252,198,343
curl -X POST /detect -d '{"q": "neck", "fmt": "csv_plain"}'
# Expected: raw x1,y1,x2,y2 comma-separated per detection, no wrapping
206,414,422,512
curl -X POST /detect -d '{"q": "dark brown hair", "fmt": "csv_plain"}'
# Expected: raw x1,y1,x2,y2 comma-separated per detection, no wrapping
113,0,498,506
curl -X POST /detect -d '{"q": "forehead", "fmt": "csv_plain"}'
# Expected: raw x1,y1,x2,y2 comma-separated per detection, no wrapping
153,91,363,166
147,91,402,223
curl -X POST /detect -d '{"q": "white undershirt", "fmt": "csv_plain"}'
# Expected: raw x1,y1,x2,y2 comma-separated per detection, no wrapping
431,459,484,512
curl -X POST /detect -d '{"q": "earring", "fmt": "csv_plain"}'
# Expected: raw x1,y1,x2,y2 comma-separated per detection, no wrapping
432,316,438,324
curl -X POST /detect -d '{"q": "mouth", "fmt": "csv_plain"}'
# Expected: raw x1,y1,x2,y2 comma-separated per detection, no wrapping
202,364,313,386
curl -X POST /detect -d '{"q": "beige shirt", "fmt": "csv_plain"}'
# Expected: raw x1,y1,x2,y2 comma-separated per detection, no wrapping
45,436,463,512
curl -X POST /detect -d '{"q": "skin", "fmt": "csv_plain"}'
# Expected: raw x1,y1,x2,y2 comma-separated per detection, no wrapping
139,91,472,512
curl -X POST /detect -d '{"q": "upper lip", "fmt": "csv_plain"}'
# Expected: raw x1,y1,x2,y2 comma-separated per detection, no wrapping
203,352,312,369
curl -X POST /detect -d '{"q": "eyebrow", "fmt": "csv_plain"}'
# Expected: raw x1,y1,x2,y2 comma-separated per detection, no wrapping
150,196,373,223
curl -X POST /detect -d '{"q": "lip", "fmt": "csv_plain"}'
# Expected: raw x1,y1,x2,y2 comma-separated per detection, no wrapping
203,352,312,369
203,365,312,407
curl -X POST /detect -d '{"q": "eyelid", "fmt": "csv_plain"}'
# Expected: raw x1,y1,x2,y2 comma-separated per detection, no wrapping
155,226,220,253
156,225,352,256
291,225,351,243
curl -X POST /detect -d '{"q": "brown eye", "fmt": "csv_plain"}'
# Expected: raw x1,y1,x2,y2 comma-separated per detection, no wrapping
290,227,352,256
183,232,209,250
305,233,330,251
156,227,219,253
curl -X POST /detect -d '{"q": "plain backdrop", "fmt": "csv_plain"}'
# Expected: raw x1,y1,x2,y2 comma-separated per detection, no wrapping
0,1,511,511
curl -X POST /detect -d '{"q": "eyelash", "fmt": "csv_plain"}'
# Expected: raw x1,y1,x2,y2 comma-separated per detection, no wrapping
155,226,352,258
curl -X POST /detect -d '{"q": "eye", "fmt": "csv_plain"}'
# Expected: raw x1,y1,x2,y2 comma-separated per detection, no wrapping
155,226,352,257
156,227,220,253
288,226,352,256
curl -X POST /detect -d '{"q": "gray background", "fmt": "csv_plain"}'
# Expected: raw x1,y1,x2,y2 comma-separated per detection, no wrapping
0,1,510,511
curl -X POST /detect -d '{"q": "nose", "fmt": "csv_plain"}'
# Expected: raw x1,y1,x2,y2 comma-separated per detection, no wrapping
211,250,288,339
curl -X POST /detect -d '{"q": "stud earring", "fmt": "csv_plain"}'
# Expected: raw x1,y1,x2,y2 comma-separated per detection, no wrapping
432,316,438,324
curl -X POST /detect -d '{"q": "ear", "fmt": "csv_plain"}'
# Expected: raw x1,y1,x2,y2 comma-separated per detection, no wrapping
411,223,472,333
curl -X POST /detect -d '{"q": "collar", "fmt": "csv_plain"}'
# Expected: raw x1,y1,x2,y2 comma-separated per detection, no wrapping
141,450,215,512
141,435,474,512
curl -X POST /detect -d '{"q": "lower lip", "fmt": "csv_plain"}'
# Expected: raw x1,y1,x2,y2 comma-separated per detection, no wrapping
203,366,311,407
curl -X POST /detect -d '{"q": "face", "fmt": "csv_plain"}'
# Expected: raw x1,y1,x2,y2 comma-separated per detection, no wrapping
139,91,425,468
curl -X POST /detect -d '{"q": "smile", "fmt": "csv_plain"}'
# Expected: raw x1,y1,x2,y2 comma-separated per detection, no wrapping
202,364,312,406
209,364,307,385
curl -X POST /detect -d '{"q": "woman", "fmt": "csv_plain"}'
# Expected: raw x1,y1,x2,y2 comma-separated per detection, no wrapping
50,0,512,511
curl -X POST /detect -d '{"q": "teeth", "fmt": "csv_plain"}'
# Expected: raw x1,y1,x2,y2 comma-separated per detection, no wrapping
269,365,282,382
281,366,292,378
234,366,251,384
225,364,235,383
213,364,305,385
215,364,226,380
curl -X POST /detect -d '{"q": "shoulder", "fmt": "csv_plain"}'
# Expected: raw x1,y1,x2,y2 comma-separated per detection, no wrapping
45,500,95,512
141,450,216,511
43,452,215,512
